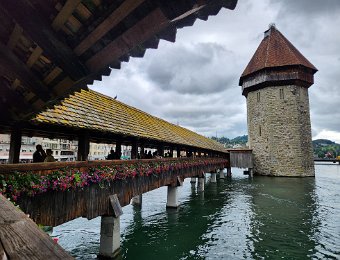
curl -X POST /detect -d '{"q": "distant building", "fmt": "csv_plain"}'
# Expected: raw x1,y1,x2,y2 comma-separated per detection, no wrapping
239,25,317,177
0,134,77,163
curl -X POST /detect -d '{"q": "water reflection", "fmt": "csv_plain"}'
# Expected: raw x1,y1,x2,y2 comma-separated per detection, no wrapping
248,177,318,259
119,178,231,260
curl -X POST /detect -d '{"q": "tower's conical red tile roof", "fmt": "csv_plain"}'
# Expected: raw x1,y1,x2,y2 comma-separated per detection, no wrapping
241,25,317,79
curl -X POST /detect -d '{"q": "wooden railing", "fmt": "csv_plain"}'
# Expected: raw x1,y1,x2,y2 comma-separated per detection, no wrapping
0,157,228,226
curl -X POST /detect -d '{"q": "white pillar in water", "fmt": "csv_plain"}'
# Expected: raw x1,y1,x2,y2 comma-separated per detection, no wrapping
249,168,253,178
210,172,217,183
190,177,196,183
166,186,179,208
227,167,232,177
131,194,142,206
99,216,121,258
219,169,224,179
197,177,205,192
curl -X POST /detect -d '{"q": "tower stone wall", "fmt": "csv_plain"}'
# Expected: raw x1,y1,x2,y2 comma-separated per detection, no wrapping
239,25,317,177
247,85,314,176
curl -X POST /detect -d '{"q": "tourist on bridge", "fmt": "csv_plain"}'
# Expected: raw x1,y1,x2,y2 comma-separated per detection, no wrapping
107,150,115,160
44,149,55,162
33,144,46,163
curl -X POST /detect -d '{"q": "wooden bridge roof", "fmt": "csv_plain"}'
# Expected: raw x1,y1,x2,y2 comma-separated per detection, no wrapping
32,89,226,153
0,0,237,126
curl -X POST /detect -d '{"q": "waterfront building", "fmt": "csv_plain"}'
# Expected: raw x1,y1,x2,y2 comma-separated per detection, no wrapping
239,25,317,176
0,134,77,163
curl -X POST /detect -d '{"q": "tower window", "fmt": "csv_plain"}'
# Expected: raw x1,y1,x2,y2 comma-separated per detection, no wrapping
257,92,261,102
259,125,262,136
279,88,284,99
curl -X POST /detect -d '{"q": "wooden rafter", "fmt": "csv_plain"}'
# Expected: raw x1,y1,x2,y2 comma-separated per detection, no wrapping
26,46,43,68
74,0,145,56
7,23,23,50
86,8,170,72
0,78,31,116
52,0,82,31
0,42,51,101
0,0,89,79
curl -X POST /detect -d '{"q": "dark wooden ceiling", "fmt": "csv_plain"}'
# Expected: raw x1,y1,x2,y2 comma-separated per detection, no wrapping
0,0,237,126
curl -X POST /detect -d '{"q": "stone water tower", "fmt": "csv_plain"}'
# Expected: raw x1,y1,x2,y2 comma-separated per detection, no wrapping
239,25,317,176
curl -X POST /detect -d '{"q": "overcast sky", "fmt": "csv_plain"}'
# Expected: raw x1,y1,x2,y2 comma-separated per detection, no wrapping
90,0,340,143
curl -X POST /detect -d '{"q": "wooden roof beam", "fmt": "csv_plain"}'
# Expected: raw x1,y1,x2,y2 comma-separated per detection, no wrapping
0,0,89,79
7,23,23,50
0,78,33,119
86,8,170,72
52,0,82,31
74,0,146,56
0,42,51,102
26,46,43,68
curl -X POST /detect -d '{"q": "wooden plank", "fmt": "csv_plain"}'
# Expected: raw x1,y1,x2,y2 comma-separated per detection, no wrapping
0,195,73,259
86,8,169,72
53,76,75,96
109,194,123,218
7,23,23,50
74,0,145,56
0,0,88,78
43,67,63,85
26,46,43,68
52,0,81,30
0,239,8,260
11,78,20,89
66,15,82,33
76,3,92,20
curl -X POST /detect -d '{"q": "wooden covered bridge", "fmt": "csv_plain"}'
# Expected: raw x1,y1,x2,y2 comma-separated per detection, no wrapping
0,0,239,258
0,89,231,259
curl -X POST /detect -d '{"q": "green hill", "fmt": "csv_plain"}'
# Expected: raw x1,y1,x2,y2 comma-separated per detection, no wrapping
313,139,340,158
211,135,248,148
211,136,340,158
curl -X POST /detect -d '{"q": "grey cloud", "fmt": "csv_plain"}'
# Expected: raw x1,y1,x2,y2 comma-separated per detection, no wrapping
90,0,339,141
146,42,238,95
271,0,340,16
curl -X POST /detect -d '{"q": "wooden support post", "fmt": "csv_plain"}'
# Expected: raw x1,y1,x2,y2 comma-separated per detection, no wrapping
131,141,138,159
140,144,145,159
115,141,122,159
8,128,21,164
77,131,89,161
169,147,174,158
157,145,164,158
176,147,181,158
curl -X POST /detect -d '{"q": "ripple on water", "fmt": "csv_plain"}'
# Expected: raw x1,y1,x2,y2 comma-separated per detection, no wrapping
52,166,340,259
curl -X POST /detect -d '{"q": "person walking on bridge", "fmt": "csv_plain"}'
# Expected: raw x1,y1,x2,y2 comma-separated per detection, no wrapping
33,144,46,163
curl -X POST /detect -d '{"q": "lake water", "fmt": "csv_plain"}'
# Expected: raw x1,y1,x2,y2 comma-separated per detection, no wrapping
53,164,340,259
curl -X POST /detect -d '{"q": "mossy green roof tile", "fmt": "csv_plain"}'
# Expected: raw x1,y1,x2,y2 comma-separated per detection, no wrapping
32,89,226,153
